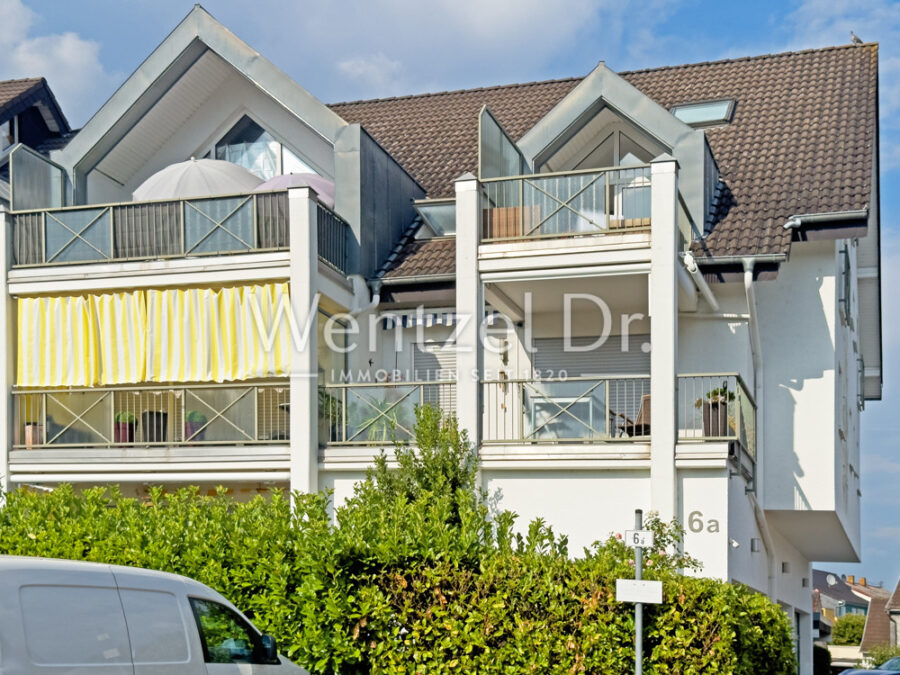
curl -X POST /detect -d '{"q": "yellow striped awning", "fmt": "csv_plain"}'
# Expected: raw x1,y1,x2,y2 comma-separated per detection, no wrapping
17,296,98,387
145,283,291,383
93,291,146,384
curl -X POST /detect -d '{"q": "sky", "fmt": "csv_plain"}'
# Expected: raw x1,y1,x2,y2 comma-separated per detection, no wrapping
0,0,898,588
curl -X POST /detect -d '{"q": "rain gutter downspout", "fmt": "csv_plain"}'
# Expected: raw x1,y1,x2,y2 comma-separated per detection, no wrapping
682,251,719,312
743,257,775,600
783,210,868,229
348,275,381,315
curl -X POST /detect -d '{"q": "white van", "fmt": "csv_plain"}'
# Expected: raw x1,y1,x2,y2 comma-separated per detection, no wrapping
0,555,308,674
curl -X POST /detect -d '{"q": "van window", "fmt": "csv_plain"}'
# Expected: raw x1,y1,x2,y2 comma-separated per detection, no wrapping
189,598,271,664
119,589,190,663
20,585,131,666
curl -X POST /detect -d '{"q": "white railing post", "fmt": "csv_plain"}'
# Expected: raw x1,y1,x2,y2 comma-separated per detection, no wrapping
649,155,679,521
0,207,10,494
455,174,483,445
288,187,319,495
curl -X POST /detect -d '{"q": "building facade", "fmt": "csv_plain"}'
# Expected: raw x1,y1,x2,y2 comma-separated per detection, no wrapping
0,9,881,673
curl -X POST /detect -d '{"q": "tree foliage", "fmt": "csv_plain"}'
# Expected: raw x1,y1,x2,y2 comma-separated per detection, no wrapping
832,613,867,646
0,405,796,674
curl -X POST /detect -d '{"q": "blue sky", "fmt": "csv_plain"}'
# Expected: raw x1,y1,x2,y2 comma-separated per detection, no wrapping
1,0,898,588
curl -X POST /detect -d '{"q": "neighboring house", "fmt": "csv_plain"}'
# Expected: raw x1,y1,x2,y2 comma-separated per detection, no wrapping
814,571,892,640
0,8,881,674
0,77,72,209
889,580,900,647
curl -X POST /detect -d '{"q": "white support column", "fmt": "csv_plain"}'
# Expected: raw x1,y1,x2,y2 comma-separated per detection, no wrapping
0,208,10,495
288,188,319,495
454,174,484,445
649,155,679,521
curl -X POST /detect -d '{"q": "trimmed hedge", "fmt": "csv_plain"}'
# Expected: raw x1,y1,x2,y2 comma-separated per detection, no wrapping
0,406,796,674
832,613,866,645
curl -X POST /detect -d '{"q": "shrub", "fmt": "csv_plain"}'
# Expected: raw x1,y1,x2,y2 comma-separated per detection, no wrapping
832,613,867,645
0,405,797,674
866,643,900,666
813,643,831,674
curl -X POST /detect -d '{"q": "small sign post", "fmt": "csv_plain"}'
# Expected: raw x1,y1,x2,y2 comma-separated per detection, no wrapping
615,510,663,675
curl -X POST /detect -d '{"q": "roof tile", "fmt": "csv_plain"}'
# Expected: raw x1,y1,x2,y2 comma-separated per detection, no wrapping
330,43,877,267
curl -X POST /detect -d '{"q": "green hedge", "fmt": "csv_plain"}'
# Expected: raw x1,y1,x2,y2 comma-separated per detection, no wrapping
832,613,866,645
0,406,796,674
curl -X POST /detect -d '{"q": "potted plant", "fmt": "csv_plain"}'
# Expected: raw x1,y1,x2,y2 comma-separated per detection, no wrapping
141,410,168,443
24,420,44,448
695,386,735,437
114,411,136,443
184,410,208,442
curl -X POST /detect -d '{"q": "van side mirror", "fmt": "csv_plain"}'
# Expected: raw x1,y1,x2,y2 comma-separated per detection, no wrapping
260,634,278,664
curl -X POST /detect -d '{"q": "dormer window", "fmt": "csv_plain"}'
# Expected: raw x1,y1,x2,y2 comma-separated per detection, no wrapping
215,115,316,180
671,100,734,127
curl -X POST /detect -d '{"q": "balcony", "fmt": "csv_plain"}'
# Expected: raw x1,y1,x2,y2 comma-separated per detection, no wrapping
480,165,651,242
319,381,457,445
12,382,289,449
677,373,756,463
482,376,651,443
481,373,757,462
10,190,350,273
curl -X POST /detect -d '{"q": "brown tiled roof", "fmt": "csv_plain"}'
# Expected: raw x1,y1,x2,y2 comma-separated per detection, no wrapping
329,43,878,269
860,595,891,651
0,78,42,113
888,580,900,611
380,237,457,280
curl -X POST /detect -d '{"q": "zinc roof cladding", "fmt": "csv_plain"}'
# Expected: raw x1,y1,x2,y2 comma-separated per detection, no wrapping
330,43,878,271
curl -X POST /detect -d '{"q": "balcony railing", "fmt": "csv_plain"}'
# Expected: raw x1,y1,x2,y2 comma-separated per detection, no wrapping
482,376,651,443
320,381,457,445
481,166,651,242
13,382,289,449
11,191,351,273
677,374,756,460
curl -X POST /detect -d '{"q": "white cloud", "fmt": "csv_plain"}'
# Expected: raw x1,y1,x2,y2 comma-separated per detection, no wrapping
230,0,678,101
0,0,120,127
337,53,405,96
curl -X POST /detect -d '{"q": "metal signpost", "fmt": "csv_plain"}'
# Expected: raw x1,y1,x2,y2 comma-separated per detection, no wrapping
616,509,662,675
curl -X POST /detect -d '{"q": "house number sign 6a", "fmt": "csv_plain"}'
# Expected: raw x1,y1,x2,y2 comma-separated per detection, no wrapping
688,510,720,533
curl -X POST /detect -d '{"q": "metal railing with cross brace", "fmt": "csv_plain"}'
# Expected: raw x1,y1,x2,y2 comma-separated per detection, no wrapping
482,375,651,443
481,165,651,242
12,382,289,448
11,190,351,273
319,381,457,445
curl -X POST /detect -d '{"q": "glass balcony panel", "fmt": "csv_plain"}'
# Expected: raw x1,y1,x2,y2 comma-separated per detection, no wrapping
184,387,255,443
45,391,112,445
45,208,112,263
184,196,254,254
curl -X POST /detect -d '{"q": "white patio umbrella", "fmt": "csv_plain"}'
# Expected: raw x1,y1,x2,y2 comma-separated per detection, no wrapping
253,172,335,209
132,158,263,201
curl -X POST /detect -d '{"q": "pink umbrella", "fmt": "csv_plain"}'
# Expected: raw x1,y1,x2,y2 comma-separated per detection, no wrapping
254,173,335,209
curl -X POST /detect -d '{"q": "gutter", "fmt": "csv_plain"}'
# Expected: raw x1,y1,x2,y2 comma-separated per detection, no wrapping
783,209,868,229
682,251,719,311
378,273,456,286
742,257,775,600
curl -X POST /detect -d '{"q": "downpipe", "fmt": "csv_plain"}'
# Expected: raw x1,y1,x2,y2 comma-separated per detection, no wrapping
743,258,775,600
682,252,719,312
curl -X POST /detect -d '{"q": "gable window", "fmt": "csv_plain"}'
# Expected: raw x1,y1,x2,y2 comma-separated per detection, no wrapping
671,100,734,127
215,115,316,180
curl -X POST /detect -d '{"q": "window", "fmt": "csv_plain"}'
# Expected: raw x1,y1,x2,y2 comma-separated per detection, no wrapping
0,119,12,152
20,585,132,666
215,115,316,180
189,598,276,665
671,100,734,127
119,589,189,664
